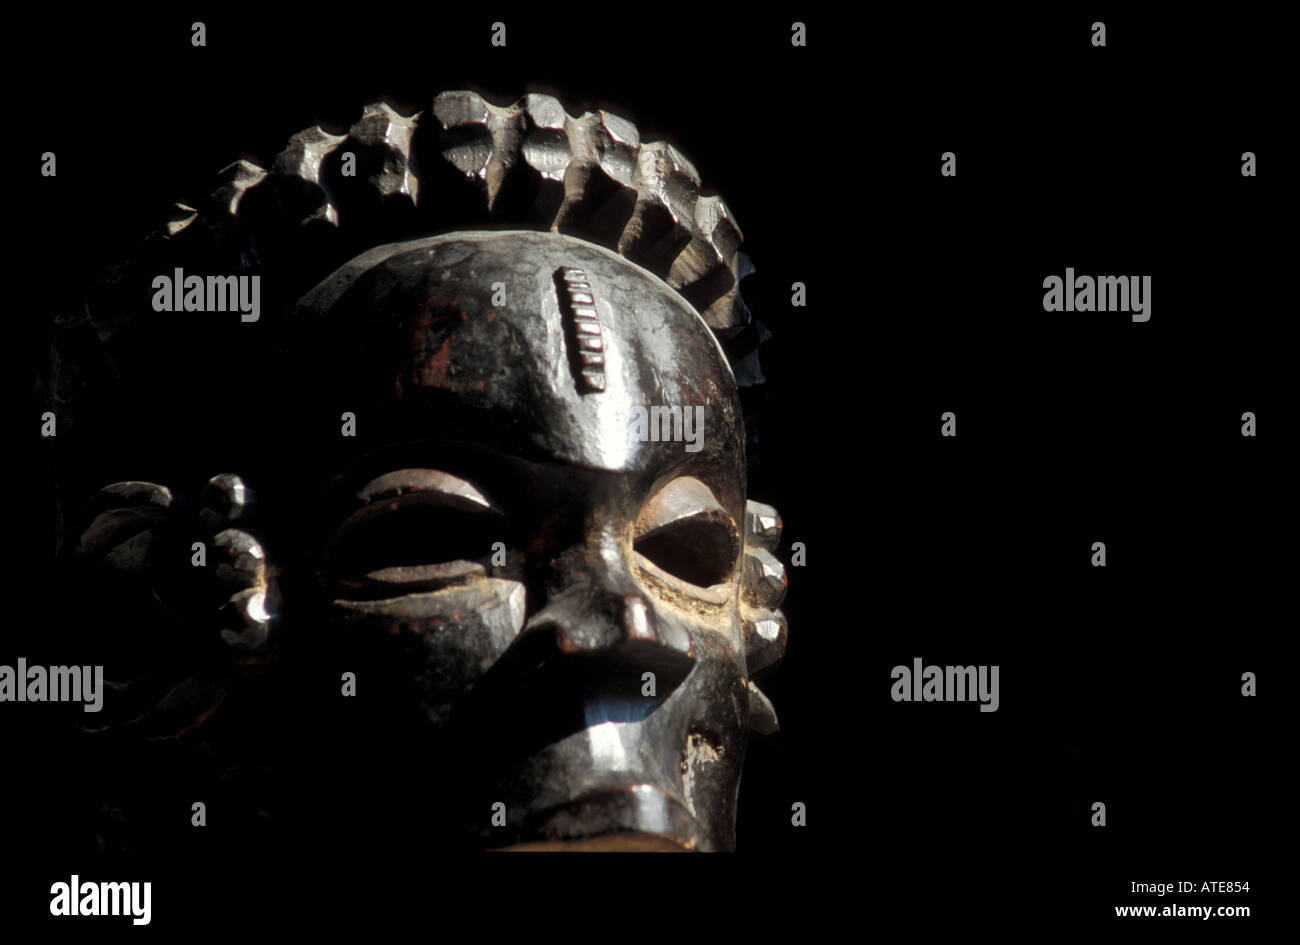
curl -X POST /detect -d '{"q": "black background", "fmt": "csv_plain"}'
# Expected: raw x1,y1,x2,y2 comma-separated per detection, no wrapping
9,5,1287,935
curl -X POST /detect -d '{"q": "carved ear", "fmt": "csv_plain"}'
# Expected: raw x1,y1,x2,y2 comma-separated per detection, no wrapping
741,499,787,734
77,480,175,568
211,528,276,652
74,473,278,739
79,473,279,652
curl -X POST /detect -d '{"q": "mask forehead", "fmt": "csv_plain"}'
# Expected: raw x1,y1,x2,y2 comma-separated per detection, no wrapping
296,230,744,504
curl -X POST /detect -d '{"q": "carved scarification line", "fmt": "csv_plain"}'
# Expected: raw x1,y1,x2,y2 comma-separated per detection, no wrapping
554,267,606,393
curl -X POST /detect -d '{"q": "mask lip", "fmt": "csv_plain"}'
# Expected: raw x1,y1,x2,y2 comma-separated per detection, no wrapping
508,784,706,852
456,628,694,750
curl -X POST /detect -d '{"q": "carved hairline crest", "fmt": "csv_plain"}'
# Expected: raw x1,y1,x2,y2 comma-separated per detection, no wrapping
48,91,767,444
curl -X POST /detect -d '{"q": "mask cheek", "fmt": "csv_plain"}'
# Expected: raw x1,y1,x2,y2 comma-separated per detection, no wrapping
329,577,526,723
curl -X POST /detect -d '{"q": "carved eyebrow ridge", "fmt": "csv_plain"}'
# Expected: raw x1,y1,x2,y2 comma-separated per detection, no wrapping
634,475,733,538
356,468,499,512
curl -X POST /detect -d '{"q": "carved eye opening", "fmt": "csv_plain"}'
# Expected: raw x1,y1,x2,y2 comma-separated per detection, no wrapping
633,476,739,590
325,469,505,580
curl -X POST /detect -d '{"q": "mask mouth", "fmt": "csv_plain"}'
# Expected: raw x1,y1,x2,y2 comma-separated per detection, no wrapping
456,627,696,762
491,785,705,852
491,833,692,852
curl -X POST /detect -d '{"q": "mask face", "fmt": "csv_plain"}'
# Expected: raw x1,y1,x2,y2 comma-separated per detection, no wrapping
55,92,788,854
294,230,782,850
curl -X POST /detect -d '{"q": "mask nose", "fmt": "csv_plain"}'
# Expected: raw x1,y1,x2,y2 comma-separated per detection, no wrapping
459,587,697,760
455,523,699,754
523,515,695,665
525,587,695,693
549,592,691,658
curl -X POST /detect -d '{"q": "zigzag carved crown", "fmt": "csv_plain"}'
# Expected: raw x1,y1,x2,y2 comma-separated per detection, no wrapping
44,91,763,476
125,91,748,333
